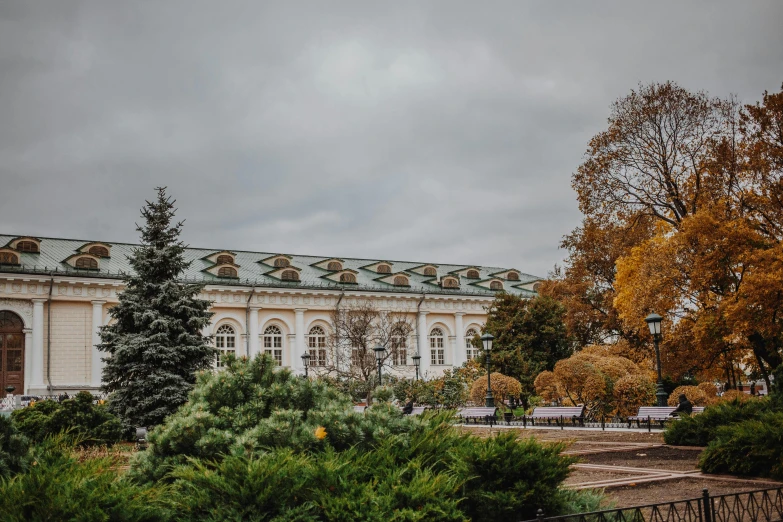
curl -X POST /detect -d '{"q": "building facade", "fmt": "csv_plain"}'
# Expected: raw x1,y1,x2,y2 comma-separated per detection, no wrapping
0,234,541,397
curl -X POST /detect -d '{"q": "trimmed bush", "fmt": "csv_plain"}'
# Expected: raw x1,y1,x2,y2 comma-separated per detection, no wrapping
11,392,123,447
667,385,708,407
663,397,772,446
0,415,29,479
699,411,783,479
469,373,523,407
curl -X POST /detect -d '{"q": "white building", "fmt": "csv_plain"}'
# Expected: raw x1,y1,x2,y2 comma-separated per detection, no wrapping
0,234,542,396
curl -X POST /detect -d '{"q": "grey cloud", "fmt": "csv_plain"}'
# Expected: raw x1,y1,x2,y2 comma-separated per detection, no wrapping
1,0,782,276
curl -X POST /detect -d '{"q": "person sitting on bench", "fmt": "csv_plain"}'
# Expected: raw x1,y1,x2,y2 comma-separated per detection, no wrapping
669,394,693,417
402,399,414,415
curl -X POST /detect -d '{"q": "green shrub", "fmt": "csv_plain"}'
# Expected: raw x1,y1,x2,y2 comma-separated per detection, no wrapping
0,437,170,521
163,419,580,521
11,392,123,447
0,415,30,479
129,354,429,483
663,397,772,446
125,354,590,520
698,411,783,479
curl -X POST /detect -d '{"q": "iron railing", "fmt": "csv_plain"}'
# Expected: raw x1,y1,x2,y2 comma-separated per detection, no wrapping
525,487,783,522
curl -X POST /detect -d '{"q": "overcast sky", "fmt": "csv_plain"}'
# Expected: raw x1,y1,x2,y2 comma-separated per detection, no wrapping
1,1,781,276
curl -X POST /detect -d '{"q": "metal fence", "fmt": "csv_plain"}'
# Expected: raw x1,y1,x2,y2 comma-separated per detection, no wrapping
524,487,783,522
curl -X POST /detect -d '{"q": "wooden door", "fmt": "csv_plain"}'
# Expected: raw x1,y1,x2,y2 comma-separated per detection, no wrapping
0,311,24,397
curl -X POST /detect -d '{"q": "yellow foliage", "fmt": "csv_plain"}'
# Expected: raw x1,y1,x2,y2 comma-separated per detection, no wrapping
668,385,708,407
535,347,653,418
697,382,718,399
718,390,754,403
469,373,523,407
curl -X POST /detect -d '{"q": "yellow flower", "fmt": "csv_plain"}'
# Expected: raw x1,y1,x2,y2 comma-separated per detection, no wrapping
315,426,327,440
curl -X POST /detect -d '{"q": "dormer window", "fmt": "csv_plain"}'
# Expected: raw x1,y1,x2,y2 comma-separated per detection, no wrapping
327,261,343,271
490,280,503,290
16,241,39,253
275,258,291,268
75,257,99,270
442,277,459,289
507,271,520,281
218,266,238,278
340,273,356,283
393,275,409,286
377,264,391,274
466,269,480,279
281,270,299,282
217,254,234,265
88,245,110,258
0,252,19,265
533,282,542,292
423,267,437,277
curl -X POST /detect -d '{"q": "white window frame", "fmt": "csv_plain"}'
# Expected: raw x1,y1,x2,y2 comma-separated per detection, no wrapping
215,324,236,368
429,328,445,365
263,325,284,365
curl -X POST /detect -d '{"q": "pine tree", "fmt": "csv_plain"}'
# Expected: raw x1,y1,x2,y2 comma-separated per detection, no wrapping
99,187,214,429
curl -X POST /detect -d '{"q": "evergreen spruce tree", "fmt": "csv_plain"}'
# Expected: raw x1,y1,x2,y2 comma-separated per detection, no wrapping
99,187,215,428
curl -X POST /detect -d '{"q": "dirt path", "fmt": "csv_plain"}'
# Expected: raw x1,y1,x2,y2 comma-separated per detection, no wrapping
460,426,781,508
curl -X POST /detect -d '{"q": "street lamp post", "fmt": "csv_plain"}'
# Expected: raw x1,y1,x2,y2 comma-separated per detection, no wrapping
412,354,421,381
373,345,386,385
301,352,311,378
481,333,495,408
645,313,668,406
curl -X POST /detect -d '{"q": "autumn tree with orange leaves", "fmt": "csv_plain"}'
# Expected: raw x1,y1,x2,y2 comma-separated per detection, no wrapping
546,81,783,391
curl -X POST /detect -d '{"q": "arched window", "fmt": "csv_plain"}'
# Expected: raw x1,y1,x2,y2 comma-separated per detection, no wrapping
215,324,236,368
308,326,327,366
218,266,237,278
377,264,391,274
423,267,437,277
393,275,408,286
340,273,356,283
274,258,290,268
466,269,479,279
465,328,479,361
75,257,98,269
263,325,283,365
0,252,19,265
216,254,233,265
88,245,109,257
391,323,410,366
507,271,520,281
16,241,39,253
281,270,299,282
490,280,503,290
327,261,342,271
443,277,459,289
429,327,445,365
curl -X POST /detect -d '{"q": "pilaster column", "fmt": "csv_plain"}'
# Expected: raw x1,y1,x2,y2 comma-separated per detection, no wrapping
248,307,260,359
417,311,430,377
91,301,106,388
30,299,46,392
294,309,307,374
454,313,465,368
23,329,32,395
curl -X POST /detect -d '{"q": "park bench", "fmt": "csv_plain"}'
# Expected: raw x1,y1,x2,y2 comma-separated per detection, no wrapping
410,406,426,416
457,406,498,425
526,406,585,426
628,406,705,428
353,405,366,413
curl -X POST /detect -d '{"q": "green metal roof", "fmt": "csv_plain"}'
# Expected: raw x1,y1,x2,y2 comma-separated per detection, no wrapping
0,234,541,297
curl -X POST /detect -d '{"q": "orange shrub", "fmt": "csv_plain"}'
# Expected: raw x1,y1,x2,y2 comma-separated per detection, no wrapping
613,374,656,417
469,373,523,407
668,385,708,407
